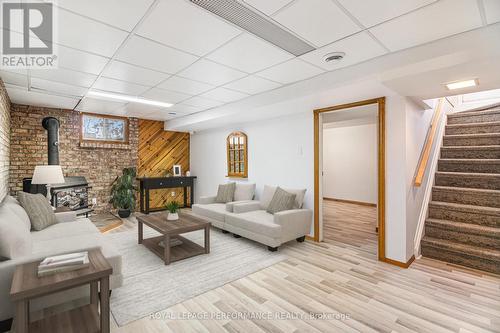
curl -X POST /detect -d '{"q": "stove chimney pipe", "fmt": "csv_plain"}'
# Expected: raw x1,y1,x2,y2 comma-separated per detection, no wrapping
42,117,60,165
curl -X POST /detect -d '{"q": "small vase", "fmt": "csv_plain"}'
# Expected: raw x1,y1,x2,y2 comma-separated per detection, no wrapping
167,212,179,221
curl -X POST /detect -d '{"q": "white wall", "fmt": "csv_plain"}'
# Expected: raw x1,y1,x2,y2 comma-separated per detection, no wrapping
190,79,411,262
322,123,377,204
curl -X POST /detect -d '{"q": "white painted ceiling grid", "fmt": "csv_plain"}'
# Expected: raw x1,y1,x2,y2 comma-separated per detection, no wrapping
0,0,496,121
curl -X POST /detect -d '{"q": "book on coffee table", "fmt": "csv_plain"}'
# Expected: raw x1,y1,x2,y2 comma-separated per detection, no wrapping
38,252,89,277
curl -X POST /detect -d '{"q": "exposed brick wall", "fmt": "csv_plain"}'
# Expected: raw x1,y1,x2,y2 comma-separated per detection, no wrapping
9,104,138,212
0,80,10,201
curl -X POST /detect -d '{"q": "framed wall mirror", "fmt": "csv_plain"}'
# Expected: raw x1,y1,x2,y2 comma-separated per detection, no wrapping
227,131,248,178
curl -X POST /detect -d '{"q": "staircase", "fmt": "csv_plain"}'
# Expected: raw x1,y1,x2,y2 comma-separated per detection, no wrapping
421,105,500,274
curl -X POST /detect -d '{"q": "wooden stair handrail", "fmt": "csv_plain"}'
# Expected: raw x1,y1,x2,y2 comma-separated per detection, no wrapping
414,98,444,187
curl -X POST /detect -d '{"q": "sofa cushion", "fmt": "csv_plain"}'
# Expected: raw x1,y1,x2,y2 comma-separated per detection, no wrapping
225,210,281,238
234,183,255,201
0,205,32,259
1,195,31,231
282,188,307,209
192,203,227,222
31,220,99,242
267,187,296,214
17,192,57,231
215,183,236,203
259,185,277,210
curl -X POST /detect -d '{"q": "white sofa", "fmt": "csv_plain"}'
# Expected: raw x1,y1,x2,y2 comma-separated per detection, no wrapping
192,185,312,251
0,196,122,323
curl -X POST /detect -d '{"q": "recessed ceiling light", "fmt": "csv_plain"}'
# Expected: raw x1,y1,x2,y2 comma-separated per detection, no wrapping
168,112,177,115
323,52,345,63
87,90,173,108
445,79,478,90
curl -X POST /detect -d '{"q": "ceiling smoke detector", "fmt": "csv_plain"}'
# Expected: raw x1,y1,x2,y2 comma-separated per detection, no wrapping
323,52,345,63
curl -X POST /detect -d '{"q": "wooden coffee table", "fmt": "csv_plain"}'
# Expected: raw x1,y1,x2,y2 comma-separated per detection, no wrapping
137,212,210,265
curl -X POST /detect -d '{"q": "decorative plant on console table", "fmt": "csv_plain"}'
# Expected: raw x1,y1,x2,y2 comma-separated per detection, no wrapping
110,167,137,218
166,201,180,221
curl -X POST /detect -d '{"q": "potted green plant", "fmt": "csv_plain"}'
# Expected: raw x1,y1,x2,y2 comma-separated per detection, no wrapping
110,167,137,218
166,201,180,221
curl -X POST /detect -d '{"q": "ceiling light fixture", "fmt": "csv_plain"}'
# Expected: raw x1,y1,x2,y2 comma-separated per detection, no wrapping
189,0,315,56
323,52,345,63
445,79,478,90
87,90,173,108
168,112,177,115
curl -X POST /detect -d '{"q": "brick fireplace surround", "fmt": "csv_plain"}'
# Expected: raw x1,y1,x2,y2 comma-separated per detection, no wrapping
9,104,139,213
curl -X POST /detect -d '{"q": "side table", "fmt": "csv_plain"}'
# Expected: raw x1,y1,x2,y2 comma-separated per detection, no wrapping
10,248,112,333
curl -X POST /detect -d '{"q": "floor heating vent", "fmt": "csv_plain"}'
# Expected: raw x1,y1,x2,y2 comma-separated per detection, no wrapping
189,0,316,56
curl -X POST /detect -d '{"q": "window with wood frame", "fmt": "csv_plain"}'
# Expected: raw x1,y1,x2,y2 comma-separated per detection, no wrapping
227,131,248,178
80,113,129,144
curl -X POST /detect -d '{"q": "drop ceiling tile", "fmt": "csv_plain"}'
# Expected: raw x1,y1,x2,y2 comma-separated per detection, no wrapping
30,78,87,97
116,103,166,115
0,71,28,88
273,0,360,47
116,36,198,74
182,96,224,109
30,68,97,88
206,34,293,73
201,88,249,103
7,86,79,110
141,88,192,104
177,60,247,86
300,32,387,71
223,75,282,95
92,77,150,95
102,61,170,86
483,0,500,24
75,97,126,114
56,0,154,31
57,8,128,57
369,0,482,52
256,58,324,84
243,0,294,15
169,104,204,115
337,0,437,27
57,46,109,75
137,0,241,56
157,76,214,95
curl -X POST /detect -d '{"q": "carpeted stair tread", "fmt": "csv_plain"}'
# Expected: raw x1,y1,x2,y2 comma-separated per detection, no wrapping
448,108,500,118
442,133,500,146
432,185,500,207
440,146,500,159
445,121,500,135
434,171,500,190
421,237,500,261
425,218,500,237
429,201,500,215
438,159,500,173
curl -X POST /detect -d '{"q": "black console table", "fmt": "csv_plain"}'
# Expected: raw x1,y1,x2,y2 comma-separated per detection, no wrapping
137,176,197,214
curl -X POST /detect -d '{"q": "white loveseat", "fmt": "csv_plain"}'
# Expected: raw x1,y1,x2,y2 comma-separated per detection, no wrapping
192,185,312,251
0,196,123,323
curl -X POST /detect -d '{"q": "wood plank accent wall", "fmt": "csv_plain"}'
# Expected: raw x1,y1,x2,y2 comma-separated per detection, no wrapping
138,119,190,209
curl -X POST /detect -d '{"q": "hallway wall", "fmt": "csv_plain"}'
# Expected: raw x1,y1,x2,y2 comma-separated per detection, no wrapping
322,123,377,204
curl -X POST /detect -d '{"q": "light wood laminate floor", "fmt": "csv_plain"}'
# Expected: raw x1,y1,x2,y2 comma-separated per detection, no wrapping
34,210,500,333
322,200,378,255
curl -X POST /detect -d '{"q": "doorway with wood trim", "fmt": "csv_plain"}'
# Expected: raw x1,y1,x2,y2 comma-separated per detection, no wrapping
313,97,386,261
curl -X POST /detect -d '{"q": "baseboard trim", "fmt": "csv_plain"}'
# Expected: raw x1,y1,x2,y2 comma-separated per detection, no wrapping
323,197,377,207
382,255,415,268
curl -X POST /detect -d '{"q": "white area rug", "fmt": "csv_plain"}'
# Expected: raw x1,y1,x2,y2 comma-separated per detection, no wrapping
105,224,286,326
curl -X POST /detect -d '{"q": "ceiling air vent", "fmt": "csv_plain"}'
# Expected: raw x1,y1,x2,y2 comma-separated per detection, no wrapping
190,0,316,56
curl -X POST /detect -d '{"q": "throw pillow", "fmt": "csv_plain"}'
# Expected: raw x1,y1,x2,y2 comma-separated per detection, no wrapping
17,192,57,231
215,183,236,203
259,185,277,210
234,183,256,201
2,195,31,231
267,187,297,214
